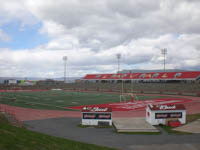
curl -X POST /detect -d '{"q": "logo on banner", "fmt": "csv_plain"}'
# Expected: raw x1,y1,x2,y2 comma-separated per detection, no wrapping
159,105,176,110
83,107,108,112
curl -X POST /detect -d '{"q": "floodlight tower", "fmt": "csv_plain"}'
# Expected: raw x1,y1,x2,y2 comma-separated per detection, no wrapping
63,56,67,83
116,53,121,73
161,49,167,72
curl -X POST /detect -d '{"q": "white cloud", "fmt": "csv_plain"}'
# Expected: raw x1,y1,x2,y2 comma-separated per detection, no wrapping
0,0,38,26
24,0,200,49
0,0,200,77
0,33,200,77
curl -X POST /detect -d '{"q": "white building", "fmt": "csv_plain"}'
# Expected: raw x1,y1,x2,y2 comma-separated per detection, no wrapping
146,104,186,125
6,79,17,85
82,107,112,126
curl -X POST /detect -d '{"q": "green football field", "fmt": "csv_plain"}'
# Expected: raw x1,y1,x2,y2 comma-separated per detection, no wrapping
0,91,171,111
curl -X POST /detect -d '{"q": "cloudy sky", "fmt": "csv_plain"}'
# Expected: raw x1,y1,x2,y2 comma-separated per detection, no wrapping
0,0,200,78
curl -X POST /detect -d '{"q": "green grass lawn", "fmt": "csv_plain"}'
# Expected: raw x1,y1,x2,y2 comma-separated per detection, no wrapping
0,113,116,150
0,91,172,110
186,113,200,123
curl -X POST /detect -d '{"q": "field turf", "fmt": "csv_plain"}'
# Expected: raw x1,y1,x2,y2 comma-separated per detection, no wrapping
0,91,171,110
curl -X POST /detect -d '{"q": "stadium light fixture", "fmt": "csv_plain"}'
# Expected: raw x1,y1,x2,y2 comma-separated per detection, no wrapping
161,49,167,72
63,56,67,83
116,53,121,73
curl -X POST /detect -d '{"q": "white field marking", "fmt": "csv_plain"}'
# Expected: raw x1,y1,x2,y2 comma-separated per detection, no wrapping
56,100,64,103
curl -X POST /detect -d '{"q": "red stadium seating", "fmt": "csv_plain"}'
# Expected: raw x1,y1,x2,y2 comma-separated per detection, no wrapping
83,71,200,81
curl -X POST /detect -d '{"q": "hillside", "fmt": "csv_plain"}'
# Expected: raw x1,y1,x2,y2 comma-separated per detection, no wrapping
0,113,115,150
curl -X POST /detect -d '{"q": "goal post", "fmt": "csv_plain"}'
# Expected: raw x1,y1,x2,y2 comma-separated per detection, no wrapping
120,93,134,103
120,79,136,103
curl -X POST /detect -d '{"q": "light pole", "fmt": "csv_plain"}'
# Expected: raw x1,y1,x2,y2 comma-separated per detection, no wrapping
161,49,167,72
63,56,67,83
116,53,121,73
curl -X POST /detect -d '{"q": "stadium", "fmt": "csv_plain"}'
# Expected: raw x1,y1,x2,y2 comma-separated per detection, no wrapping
1,1,200,150
0,69,200,150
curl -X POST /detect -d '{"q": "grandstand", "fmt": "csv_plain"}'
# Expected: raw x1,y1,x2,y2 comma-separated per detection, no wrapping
82,70,200,83
75,70,200,96
0,70,199,96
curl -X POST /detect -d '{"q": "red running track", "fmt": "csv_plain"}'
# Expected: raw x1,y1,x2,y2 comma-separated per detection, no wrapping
0,104,81,121
0,94,200,121
0,90,49,92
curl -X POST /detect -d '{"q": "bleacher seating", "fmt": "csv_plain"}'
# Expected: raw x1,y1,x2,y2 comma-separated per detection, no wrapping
0,71,199,96
83,71,200,81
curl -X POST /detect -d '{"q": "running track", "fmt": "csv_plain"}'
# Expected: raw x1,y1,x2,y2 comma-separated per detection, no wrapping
0,94,200,122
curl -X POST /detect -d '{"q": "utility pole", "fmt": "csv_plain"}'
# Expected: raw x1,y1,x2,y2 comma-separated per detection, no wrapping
116,53,121,73
161,49,167,72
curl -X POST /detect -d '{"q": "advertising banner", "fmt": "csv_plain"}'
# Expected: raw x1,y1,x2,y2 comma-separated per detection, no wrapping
155,112,182,119
83,113,111,120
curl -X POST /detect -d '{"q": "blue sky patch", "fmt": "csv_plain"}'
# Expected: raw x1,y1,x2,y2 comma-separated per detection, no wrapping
0,22,49,50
